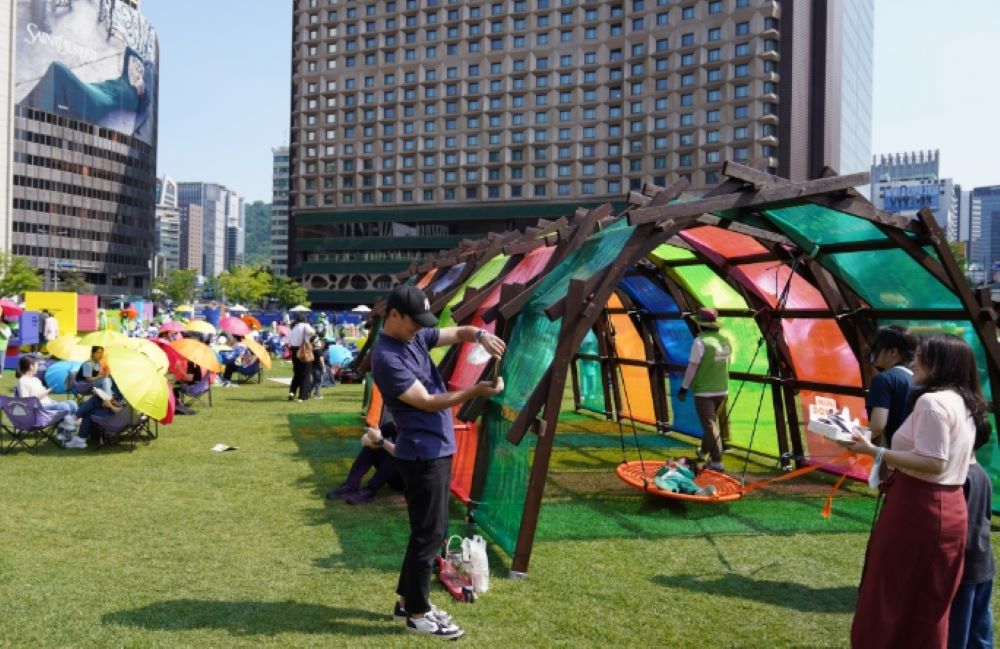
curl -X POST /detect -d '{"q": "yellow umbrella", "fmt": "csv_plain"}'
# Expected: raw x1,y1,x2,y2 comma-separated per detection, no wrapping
170,338,223,373
105,347,169,420
176,304,194,313
243,336,272,370
187,320,216,336
79,330,127,348
133,338,170,375
47,335,90,362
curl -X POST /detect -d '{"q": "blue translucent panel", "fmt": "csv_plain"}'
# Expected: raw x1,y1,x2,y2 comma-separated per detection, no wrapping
429,262,466,293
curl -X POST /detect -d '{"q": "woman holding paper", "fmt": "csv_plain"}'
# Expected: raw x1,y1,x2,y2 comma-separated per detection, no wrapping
843,334,991,648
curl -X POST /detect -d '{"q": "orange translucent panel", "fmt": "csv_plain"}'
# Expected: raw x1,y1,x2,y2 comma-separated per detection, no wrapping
365,383,384,428
415,270,437,289
608,294,656,425
680,225,770,265
781,319,861,385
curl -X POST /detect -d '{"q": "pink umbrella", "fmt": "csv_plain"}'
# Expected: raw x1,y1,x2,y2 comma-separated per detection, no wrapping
159,321,186,333
277,324,290,337
219,316,250,337
0,299,24,319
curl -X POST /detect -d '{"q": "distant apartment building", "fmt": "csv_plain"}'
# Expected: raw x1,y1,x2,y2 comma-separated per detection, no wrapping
177,182,244,277
155,175,181,273
179,204,204,273
4,0,159,298
270,146,290,276
871,150,955,236
289,0,874,306
970,186,1000,284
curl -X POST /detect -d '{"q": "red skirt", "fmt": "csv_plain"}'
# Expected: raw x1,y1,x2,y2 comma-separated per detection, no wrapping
851,471,967,649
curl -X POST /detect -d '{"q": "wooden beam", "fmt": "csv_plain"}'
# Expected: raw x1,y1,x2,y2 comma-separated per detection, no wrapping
628,172,871,226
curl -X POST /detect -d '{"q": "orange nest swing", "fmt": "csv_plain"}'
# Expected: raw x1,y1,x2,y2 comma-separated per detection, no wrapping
615,460,744,502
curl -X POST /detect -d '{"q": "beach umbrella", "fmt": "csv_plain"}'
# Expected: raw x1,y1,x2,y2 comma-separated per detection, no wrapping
243,336,272,370
44,360,82,395
0,299,24,318
122,306,138,320
149,338,189,380
289,305,311,312
79,330,127,348
132,338,170,375
47,335,91,362
241,314,262,330
170,337,223,373
159,321,186,333
351,304,372,313
105,347,169,420
228,304,248,312
187,320,216,336
219,316,250,337
160,388,175,425
277,324,290,337
175,304,194,313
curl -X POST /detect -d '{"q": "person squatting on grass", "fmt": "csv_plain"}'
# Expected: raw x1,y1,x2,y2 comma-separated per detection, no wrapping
843,334,992,649
372,285,505,640
326,421,404,505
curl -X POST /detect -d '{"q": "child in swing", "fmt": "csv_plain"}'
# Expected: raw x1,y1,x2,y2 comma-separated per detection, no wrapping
653,457,717,496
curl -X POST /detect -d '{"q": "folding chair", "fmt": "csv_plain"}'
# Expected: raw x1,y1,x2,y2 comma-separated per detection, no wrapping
66,375,95,404
179,373,213,409
231,357,262,384
91,404,151,451
0,395,69,455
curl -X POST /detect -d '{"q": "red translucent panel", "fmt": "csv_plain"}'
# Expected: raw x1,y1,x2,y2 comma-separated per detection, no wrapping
733,262,827,309
680,225,770,265
415,270,437,289
478,246,556,311
780,319,861,385
797,390,873,482
608,294,656,425
450,417,477,502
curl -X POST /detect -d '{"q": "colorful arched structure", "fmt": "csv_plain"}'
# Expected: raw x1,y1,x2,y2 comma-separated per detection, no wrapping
361,163,1000,576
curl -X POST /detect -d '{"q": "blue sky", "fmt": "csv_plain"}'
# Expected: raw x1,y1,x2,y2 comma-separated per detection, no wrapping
144,0,998,203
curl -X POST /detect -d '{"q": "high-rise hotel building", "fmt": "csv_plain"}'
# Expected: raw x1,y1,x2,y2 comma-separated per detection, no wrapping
3,0,158,298
289,0,873,306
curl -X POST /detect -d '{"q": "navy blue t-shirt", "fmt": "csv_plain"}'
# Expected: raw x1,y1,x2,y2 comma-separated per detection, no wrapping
961,463,996,585
865,365,914,445
371,328,454,461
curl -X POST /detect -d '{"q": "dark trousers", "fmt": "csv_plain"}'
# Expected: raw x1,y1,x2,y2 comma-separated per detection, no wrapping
345,446,403,492
948,578,994,649
289,347,312,400
396,456,452,616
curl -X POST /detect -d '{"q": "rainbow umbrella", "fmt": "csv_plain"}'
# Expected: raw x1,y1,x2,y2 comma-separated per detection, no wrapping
44,360,82,395
47,335,91,362
79,330,127,348
159,321,186,333
105,347,169,420
243,336,272,370
170,337,223,373
187,320,216,336
219,316,250,337
0,299,24,318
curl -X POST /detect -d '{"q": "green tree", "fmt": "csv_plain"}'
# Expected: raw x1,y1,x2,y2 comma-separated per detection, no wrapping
152,268,199,304
947,240,967,271
271,275,310,309
0,252,42,297
243,201,272,267
217,265,272,307
59,271,91,294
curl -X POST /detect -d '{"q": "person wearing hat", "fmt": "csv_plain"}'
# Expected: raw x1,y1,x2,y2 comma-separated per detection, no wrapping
371,285,505,640
678,307,732,472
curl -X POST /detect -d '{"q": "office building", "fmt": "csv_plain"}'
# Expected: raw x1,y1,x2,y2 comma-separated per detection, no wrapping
5,0,158,297
155,176,181,273
871,151,954,236
970,186,1000,285
271,146,290,276
289,0,874,306
177,182,245,277
179,203,204,273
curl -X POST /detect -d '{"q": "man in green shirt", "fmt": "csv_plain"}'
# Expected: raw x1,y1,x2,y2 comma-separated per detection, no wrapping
678,308,732,472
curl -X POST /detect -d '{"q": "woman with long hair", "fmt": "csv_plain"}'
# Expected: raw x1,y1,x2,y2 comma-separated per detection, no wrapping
845,334,992,648
287,312,315,401
15,356,86,449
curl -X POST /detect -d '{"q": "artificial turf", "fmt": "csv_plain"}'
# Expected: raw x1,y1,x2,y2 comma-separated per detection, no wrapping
0,362,995,647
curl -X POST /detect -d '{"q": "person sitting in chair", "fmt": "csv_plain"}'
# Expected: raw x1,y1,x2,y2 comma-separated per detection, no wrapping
326,421,404,505
77,381,126,445
77,346,113,394
220,335,251,387
172,356,202,415
15,355,85,448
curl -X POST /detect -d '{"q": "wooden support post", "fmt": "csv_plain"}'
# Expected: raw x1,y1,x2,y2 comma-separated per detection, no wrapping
593,315,617,419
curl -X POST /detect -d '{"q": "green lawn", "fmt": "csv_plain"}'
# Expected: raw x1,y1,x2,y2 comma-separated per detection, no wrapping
0,361,995,647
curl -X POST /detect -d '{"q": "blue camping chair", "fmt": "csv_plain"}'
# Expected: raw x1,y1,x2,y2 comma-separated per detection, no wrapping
179,373,212,409
0,394,69,455
91,404,150,450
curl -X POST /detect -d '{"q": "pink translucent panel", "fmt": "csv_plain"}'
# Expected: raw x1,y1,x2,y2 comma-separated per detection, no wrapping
732,262,827,309
607,294,656,425
780,319,861,385
448,246,556,391
680,225,770,266
451,417,477,502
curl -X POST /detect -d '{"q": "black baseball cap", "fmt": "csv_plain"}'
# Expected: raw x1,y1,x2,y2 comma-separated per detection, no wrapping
386,285,437,327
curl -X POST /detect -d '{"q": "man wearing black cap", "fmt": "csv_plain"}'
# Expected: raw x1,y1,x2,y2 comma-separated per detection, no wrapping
372,284,505,639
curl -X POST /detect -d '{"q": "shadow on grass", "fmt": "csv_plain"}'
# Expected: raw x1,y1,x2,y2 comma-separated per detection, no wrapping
651,573,857,613
102,599,393,636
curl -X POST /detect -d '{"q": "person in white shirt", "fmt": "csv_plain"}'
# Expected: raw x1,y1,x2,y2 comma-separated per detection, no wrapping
287,312,315,401
42,311,59,345
15,356,86,449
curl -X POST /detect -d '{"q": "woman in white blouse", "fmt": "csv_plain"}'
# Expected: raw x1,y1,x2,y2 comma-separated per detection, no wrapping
15,356,86,448
844,334,991,648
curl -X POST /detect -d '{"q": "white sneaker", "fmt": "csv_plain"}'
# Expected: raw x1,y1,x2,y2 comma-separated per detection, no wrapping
405,613,463,640
64,436,88,449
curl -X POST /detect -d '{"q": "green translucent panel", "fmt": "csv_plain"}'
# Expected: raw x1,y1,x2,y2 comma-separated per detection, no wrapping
763,204,887,247
648,243,697,264
529,223,634,310
722,317,769,375
670,265,748,310
432,254,509,362
820,250,961,309
577,329,606,413
476,401,534,556
726,381,779,457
